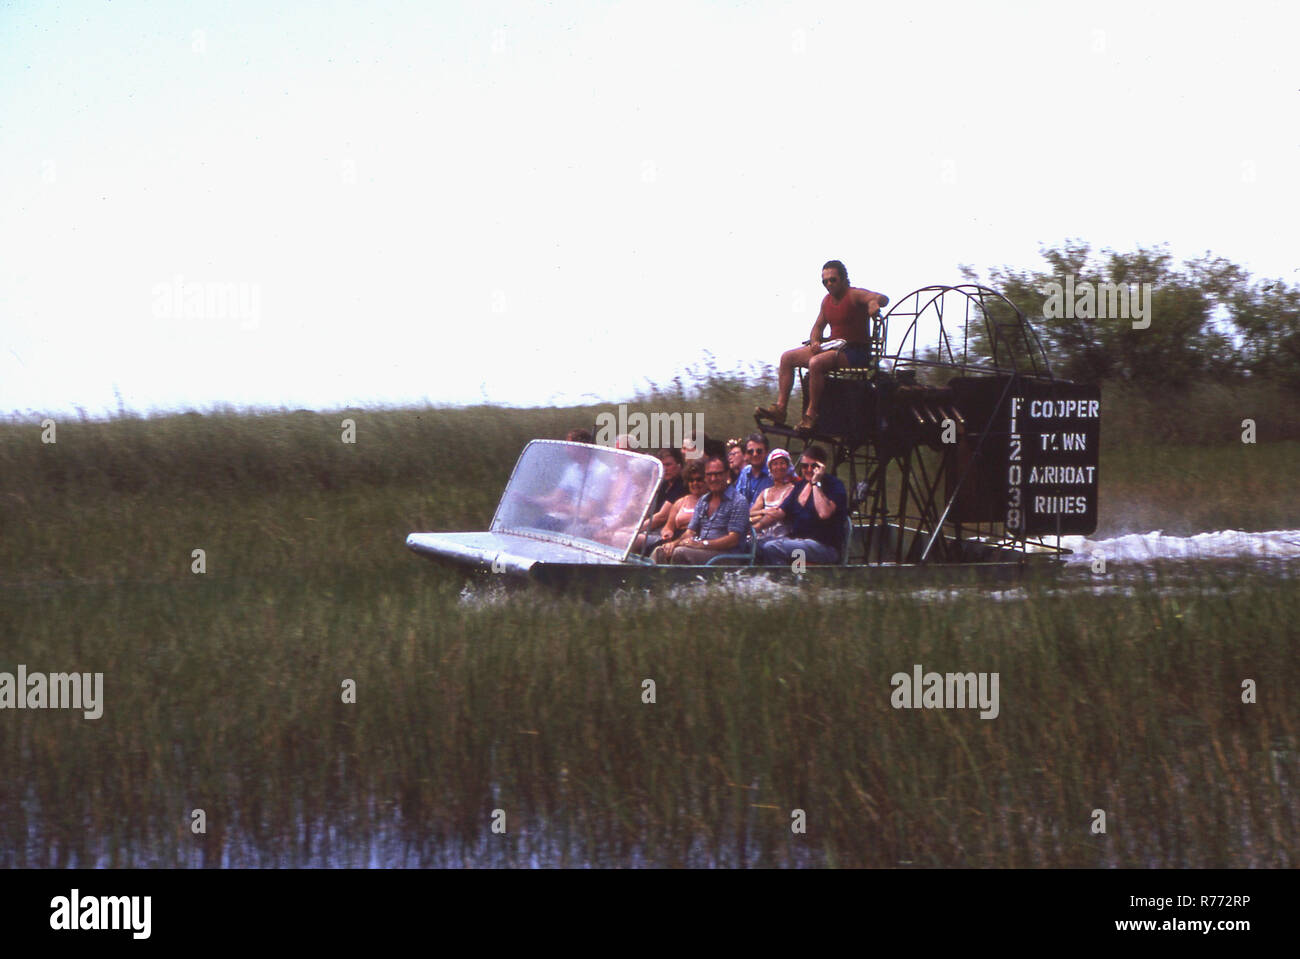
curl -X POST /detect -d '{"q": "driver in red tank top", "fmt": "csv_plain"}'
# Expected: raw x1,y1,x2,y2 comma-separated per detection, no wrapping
756,260,888,433
821,285,877,344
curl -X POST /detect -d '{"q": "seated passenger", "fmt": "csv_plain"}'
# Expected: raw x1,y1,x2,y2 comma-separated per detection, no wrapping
651,455,749,565
725,438,745,485
749,448,795,540
735,431,774,505
655,460,707,548
634,450,688,553
526,428,611,532
594,434,667,547
652,448,687,514
755,445,848,565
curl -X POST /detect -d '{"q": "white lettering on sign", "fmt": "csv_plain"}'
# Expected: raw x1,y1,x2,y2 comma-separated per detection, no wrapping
1027,399,1100,419
1006,397,1024,532
1033,495,1089,514
1027,465,1097,484
1015,388,1100,535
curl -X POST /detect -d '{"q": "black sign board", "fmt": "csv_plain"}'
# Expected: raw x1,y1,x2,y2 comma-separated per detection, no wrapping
1003,382,1100,536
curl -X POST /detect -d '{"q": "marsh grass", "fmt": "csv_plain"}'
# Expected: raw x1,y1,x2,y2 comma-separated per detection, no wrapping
2,563,1296,867
1,402,1297,866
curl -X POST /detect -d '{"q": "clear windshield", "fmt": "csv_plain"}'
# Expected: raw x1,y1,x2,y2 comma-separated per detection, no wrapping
491,441,664,561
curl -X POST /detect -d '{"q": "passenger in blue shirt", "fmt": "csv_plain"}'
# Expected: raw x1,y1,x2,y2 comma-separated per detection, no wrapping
651,455,750,565
734,432,774,505
756,444,847,565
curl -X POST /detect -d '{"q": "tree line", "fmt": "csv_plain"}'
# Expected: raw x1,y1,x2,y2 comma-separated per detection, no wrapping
959,242,1300,388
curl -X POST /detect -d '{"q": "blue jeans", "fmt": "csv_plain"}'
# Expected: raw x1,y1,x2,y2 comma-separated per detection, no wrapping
756,538,839,566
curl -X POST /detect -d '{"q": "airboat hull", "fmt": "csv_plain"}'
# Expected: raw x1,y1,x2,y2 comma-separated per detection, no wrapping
524,555,1057,592
406,526,1062,593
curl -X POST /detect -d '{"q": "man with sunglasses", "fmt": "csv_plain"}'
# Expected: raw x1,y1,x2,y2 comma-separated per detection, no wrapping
755,445,848,566
755,260,888,433
651,455,750,565
734,431,774,506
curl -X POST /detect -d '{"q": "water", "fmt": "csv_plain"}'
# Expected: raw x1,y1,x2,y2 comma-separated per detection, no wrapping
453,528,1300,610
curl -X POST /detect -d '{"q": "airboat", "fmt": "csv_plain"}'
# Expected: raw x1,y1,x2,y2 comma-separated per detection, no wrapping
406,284,1101,590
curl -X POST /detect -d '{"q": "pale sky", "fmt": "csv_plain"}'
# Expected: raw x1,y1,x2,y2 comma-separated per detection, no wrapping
2,0,1296,417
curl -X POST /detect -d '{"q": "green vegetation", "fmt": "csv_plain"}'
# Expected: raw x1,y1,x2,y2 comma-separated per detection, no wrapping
3,553,1296,867
964,242,1300,390
2,399,1296,867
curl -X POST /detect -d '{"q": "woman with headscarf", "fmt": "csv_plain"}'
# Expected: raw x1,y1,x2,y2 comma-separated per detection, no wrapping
749,448,795,541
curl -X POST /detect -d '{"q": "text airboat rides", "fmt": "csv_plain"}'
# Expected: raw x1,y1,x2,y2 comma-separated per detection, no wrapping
1006,386,1101,536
